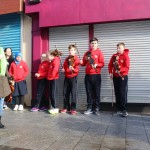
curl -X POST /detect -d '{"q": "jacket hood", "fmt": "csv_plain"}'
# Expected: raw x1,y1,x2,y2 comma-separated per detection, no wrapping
124,49,129,54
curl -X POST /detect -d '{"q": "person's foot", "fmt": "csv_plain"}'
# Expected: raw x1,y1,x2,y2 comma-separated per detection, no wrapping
48,108,59,114
31,107,39,112
93,109,100,116
122,110,128,117
114,111,123,115
18,105,24,111
3,104,8,110
84,109,93,115
40,107,48,111
70,110,77,115
13,105,19,111
60,109,67,113
0,123,6,129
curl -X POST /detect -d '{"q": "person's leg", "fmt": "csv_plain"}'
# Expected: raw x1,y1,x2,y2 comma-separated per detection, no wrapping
49,80,57,108
13,96,19,110
70,76,78,112
93,74,101,115
32,79,47,110
0,98,5,128
18,95,24,111
63,77,71,111
119,76,128,116
113,76,121,112
84,75,93,114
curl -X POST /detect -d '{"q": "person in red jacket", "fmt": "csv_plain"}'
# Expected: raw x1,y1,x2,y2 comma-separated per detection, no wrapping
108,42,130,117
31,53,49,112
80,38,104,115
9,52,29,111
60,44,80,115
47,49,61,114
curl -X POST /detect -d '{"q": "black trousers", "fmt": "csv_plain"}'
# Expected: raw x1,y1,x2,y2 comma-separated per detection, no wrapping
113,76,128,111
85,74,101,110
14,95,24,105
49,79,58,108
35,78,47,108
63,76,78,111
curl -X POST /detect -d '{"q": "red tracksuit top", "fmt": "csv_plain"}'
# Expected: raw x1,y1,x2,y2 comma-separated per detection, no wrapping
9,60,29,82
37,61,49,80
63,55,80,78
81,48,104,74
47,57,60,80
108,49,130,77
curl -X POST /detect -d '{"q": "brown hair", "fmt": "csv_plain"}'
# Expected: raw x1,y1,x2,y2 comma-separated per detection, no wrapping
49,49,62,57
117,42,125,47
90,37,98,43
68,44,76,51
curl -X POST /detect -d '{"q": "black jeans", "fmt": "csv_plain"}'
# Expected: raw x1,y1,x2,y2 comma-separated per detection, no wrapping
85,74,101,110
35,78,47,108
113,76,128,111
49,79,58,108
63,76,78,111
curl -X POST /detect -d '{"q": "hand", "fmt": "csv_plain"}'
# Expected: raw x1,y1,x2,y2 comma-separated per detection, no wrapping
62,68,65,73
80,60,83,64
93,64,97,68
110,73,113,79
35,73,40,77
69,66,74,70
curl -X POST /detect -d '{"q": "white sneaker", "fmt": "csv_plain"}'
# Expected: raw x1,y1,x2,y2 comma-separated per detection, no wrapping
18,105,24,111
48,108,59,114
13,105,19,111
3,104,8,109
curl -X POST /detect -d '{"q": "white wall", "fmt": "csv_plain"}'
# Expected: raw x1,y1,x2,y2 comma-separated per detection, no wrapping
21,14,32,106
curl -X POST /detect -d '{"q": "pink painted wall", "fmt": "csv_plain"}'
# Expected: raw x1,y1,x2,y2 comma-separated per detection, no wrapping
26,0,150,27
31,13,49,100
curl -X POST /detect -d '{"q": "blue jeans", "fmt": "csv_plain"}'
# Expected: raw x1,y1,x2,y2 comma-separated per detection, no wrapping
0,98,4,116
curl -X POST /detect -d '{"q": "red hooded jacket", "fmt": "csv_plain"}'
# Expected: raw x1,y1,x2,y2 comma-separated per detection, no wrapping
47,57,60,80
81,48,104,74
9,60,29,82
36,61,49,79
108,49,130,77
63,55,80,78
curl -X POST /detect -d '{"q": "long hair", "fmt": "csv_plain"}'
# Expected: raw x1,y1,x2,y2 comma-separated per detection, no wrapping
4,48,14,60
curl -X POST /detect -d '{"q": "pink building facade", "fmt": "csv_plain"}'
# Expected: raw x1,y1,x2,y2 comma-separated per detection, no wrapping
25,0,150,107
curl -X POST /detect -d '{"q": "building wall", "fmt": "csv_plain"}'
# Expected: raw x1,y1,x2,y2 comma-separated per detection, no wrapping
22,14,32,106
25,0,150,27
0,0,23,15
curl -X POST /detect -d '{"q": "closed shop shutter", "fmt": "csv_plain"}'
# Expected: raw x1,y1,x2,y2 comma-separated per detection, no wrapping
94,20,150,103
49,25,89,109
0,13,21,54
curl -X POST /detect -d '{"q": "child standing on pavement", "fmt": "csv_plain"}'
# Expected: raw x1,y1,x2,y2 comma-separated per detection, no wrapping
80,38,104,115
9,52,29,111
47,49,61,114
108,42,130,117
31,53,49,112
60,44,80,115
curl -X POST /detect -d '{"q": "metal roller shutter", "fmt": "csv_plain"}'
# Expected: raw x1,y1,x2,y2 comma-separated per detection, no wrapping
49,25,89,109
0,13,21,54
94,20,150,103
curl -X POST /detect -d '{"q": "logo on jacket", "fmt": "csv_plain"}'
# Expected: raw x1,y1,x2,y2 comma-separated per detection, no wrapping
95,55,98,58
20,66,23,68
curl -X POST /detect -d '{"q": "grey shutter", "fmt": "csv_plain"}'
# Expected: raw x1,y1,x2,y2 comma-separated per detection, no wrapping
94,20,150,103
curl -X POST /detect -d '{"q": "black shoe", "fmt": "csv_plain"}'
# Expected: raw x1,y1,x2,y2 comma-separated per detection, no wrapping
0,123,6,129
93,109,100,116
121,110,128,117
84,109,93,115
